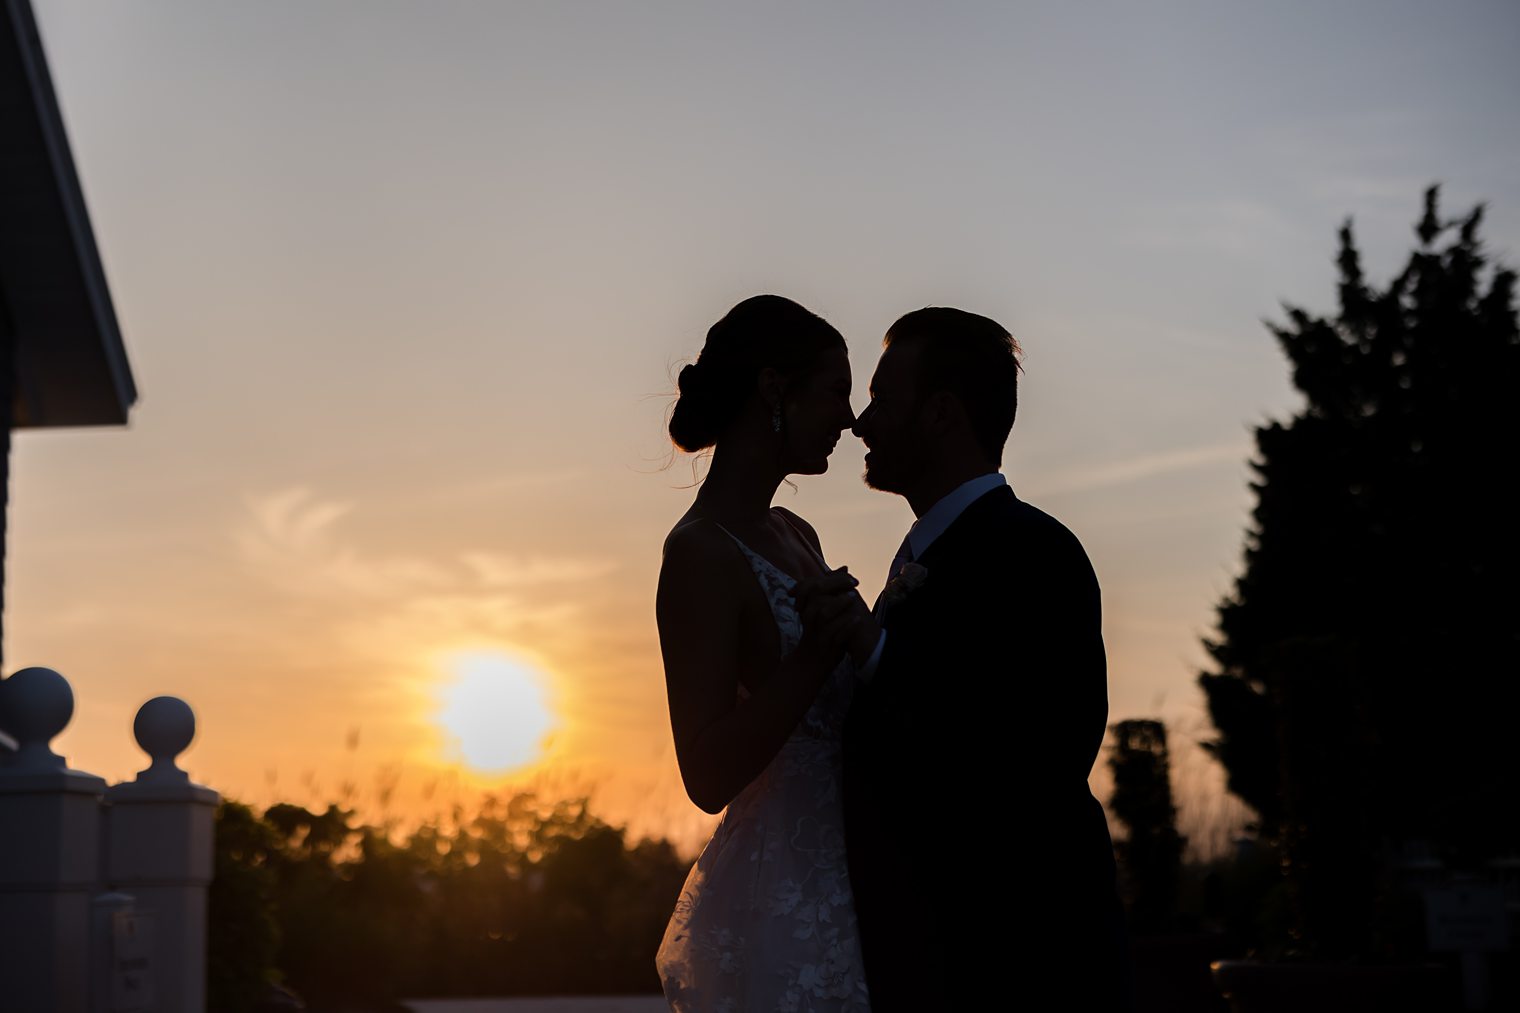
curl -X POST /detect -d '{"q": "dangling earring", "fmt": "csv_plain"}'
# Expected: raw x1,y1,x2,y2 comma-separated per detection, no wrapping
772,405,782,433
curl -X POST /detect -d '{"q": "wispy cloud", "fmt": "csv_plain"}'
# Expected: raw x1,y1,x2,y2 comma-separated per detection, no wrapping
460,552,617,587
1308,173,1438,205
237,489,452,598
399,470,592,511
1116,198,1301,258
1030,442,1249,497
796,496,901,521
237,487,615,600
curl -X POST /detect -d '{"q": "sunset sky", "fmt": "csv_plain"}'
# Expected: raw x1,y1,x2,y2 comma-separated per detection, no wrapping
9,1,1519,855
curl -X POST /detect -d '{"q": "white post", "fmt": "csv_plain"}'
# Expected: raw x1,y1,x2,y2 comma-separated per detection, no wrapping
0,667,108,1013
104,696,218,1013
92,890,153,1013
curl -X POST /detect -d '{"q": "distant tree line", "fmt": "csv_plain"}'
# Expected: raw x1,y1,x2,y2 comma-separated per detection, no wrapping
208,793,690,1012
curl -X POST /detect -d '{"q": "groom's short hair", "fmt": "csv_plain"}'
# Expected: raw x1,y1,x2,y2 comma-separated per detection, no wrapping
885,307,1022,462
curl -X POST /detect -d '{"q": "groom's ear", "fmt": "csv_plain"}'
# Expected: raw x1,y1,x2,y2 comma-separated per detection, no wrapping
919,389,960,435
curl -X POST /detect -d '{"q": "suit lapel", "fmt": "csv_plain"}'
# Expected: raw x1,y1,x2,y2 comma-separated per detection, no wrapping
910,484,1015,573
873,485,1016,625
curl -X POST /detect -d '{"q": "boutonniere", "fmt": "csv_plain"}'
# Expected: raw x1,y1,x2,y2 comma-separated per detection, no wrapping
878,562,929,610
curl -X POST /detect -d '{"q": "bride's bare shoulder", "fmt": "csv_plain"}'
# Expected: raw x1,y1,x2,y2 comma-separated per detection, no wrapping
770,505,823,554
661,510,731,568
658,512,743,614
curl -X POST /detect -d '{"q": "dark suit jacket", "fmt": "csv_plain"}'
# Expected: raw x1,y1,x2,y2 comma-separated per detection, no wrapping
842,485,1129,1009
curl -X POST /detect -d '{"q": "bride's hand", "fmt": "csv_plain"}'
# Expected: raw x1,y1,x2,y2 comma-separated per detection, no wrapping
818,581,879,667
796,568,876,662
792,568,850,658
841,599,880,667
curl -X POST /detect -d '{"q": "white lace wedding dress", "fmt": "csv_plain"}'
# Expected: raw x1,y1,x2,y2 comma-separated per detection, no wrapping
656,527,871,1013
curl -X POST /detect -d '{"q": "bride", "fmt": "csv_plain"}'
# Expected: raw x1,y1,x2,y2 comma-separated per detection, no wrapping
655,295,874,1012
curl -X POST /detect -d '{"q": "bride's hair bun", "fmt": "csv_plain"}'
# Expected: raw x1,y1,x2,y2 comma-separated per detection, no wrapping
668,295,845,453
669,361,723,452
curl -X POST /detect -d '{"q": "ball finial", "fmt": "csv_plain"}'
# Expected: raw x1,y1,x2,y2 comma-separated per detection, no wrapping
0,667,75,770
133,696,196,783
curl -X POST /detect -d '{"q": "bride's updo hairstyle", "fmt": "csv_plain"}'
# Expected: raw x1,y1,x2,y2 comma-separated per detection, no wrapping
669,295,846,453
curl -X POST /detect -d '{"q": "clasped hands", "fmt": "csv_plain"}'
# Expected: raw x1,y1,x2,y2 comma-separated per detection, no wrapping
793,567,881,667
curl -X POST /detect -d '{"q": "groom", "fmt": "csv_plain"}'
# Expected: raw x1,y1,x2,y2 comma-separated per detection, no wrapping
803,308,1130,1010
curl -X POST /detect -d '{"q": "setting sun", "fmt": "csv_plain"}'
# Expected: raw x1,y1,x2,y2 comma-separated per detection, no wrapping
434,651,558,776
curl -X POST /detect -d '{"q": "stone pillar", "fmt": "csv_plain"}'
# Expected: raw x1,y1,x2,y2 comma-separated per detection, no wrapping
104,696,218,1013
0,667,108,1013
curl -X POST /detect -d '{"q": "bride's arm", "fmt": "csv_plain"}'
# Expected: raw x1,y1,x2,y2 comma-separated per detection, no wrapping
657,523,849,815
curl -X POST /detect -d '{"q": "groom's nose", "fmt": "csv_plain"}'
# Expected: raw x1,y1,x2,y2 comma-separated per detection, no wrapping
852,401,875,439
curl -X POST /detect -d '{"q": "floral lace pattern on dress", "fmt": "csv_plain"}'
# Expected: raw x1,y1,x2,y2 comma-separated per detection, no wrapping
657,526,870,1012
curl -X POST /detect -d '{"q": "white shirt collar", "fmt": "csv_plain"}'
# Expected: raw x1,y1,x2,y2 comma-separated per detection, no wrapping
905,472,1008,560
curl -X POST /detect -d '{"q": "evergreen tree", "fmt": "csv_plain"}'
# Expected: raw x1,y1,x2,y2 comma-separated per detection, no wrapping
1108,719,1186,933
1200,187,1520,956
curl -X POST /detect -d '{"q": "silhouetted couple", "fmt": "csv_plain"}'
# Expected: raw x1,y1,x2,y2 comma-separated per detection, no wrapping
655,296,1129,1011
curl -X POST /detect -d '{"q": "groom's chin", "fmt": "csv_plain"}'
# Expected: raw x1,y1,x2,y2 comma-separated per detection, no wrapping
860,464,897,493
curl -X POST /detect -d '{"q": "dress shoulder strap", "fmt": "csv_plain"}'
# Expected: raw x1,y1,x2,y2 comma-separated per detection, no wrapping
710,522,757,560
772,507,828,568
